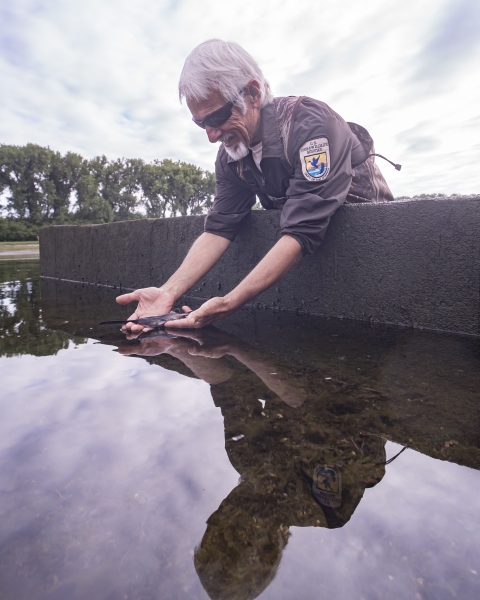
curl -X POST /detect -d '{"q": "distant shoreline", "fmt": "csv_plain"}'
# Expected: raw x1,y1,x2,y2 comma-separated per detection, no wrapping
0,242,39,258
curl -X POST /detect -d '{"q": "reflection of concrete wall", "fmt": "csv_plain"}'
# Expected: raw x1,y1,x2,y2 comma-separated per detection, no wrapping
40,196,480,335
217,307,480,472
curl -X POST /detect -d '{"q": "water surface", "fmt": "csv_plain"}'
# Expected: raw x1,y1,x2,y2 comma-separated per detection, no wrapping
1,260,480,600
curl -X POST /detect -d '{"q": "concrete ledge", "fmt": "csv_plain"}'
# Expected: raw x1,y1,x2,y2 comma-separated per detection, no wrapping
39,196,480,336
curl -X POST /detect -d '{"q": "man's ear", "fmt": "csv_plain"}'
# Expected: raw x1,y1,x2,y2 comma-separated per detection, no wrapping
245,80,262,107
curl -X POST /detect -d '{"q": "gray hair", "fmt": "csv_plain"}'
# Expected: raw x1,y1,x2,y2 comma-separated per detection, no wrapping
178,39,274,112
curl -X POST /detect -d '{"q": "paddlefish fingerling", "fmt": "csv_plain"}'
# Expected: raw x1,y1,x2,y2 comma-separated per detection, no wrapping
99,311,192,328
136,312,191,327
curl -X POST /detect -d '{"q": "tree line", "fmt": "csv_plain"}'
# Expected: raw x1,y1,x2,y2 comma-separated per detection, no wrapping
0,143,215,239
1,143,459,243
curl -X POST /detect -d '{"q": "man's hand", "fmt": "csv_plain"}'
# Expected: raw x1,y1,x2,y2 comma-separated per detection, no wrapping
117,336,177,356
116,287,175,332
164,326,242,358
165,297,235,330
115,232,231,333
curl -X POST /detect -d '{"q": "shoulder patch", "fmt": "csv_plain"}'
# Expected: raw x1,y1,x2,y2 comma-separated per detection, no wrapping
299,137,330,181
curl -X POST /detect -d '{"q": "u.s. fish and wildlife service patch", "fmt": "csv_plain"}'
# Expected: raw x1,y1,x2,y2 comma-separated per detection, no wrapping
300,137,330,181
312,464,342,508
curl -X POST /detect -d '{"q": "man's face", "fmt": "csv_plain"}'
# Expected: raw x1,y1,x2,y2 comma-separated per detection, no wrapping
187,84,262,160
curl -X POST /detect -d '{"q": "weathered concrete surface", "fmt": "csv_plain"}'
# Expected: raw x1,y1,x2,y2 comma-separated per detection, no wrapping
40,196,480,336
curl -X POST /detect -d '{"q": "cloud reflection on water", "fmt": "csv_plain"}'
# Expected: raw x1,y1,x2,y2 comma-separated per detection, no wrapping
0,343,237,599
267,444,480,599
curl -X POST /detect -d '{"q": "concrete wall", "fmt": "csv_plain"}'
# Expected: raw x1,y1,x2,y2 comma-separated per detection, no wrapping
39,195,480,336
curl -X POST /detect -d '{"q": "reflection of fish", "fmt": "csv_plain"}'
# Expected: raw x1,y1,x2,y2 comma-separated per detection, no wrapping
137,328,179,340
99,311,191,328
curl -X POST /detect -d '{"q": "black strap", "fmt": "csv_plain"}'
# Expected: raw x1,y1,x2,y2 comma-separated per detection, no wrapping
385,445,408,465
369,153,402,171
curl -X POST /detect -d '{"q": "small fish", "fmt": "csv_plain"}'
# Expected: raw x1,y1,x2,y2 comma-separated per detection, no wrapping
99,311,191,328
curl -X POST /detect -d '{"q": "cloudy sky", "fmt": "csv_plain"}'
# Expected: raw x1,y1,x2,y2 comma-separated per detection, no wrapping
1,0,479,197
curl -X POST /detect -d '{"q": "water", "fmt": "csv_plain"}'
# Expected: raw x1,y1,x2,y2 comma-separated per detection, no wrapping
1,259,480,600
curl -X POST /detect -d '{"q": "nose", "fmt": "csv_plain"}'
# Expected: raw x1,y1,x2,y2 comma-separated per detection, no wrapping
205,125,223,143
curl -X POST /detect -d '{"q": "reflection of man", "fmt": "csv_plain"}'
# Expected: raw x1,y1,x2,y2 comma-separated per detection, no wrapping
119,328,386,600
117,39,395,332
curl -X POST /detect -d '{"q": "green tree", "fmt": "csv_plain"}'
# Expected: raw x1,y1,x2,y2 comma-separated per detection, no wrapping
158,159,215,217
1,143,216,228
75,161,114,223
0,144,82,223
47,150,83,220
104,158,144,220
138,162,168,218
0,218,39,241
0,144,52,223
138,159,215,218
75,156,143,221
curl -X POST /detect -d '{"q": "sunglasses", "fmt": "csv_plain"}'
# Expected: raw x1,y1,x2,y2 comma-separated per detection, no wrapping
192,91,243,129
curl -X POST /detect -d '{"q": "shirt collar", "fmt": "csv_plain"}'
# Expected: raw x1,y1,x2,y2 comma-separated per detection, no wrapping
225,100,283,164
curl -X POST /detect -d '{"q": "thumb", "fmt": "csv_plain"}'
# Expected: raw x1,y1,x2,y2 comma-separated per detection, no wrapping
164,311,198,328
186,312,197,326
116,291,139,305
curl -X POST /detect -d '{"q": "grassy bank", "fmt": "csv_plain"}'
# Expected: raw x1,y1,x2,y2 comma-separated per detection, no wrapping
0,241,39,246
0,241,39,255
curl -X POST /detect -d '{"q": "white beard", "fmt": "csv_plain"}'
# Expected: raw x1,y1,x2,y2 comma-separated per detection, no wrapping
223,141,249,161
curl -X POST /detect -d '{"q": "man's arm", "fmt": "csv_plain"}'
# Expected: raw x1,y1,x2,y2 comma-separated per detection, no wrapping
117,143,256,333
161,232,231,298
116,232,231,331
166,234,302,329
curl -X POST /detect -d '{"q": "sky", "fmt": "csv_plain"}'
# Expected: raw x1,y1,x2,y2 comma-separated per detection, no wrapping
1,0,479,197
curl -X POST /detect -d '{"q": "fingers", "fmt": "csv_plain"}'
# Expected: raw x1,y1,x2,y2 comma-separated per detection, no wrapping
164,312,199,329
122,311,139,328
122,329,142,340
166,297,228,329
121,319,139,332
121,311,146,332
122,324,151,334
118,338,173,355
175,330,205,345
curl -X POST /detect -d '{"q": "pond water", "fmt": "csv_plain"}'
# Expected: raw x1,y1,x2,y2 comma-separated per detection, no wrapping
1,259,480,600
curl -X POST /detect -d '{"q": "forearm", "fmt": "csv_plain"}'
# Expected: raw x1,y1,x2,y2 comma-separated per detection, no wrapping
225,234,302,310
228,344,306,408
160,232,231,300
165,235,303,330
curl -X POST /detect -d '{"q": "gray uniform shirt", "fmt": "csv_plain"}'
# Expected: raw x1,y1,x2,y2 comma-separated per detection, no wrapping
205,96,393,255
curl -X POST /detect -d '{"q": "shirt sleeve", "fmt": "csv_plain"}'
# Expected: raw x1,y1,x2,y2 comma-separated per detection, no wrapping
204,148,256,241
280,98,354,255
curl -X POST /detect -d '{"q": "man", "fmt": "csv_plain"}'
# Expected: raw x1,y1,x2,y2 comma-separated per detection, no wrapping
117,326,386,600
117,39,395,332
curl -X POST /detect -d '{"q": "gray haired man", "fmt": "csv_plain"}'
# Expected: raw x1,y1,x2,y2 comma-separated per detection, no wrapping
117,39,395,331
